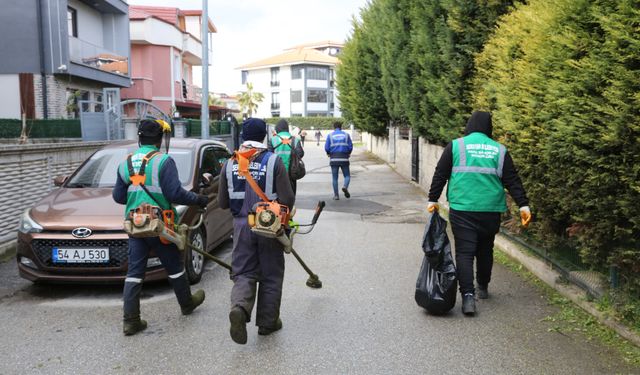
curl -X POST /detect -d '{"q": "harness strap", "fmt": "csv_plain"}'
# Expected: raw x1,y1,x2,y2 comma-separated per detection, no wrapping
127,151,160,186
276,134,294,149
235,152,271,203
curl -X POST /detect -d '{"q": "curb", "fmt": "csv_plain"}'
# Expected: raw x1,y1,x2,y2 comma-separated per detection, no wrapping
495,234,640,348
0,240,16,262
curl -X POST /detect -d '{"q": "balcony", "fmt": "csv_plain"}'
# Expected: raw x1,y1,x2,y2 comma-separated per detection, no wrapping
68,37,128,76
271,103,280,110
121,77,153,101
270,81,280,87
182,83,203,103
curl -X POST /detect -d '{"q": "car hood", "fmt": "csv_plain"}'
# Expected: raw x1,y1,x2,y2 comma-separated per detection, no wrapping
30,188,125,231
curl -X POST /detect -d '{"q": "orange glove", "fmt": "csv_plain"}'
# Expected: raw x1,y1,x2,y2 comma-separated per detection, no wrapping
520,206,532,228
427,202,439,213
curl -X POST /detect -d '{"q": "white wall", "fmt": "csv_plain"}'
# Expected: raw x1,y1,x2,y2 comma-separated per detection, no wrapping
0,75,21,119
185,16,201,37
69,0,103,47
245,68,271,118
362,130,447,205
130,19,182,50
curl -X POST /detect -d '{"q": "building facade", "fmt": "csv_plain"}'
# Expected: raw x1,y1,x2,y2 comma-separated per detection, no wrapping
238,41,343,119
121,6,220,118
0,0,130,119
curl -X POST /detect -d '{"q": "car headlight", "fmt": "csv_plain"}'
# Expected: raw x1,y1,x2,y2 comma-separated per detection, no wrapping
18,209,43,234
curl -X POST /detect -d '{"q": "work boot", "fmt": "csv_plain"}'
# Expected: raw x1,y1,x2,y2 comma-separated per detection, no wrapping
229,306,248,345
181,289,206,315
333,195,339,200
477,285,489,299
123,315,147,336
462,293,476,316
169,273,205,315
123,280,146,335
342,187,351,198
258,318,283,336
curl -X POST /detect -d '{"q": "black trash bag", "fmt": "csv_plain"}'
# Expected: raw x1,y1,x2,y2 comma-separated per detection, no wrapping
415,211,457,315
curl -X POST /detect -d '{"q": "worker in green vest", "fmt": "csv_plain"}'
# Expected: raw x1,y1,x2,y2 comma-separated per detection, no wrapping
269,119,304,194
427,111,531,316
113,119,209,335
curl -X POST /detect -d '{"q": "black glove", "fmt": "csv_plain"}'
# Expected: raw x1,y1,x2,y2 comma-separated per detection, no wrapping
197,194,209,208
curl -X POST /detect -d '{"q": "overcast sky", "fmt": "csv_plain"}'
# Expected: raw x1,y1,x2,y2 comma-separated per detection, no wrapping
128,0,367,95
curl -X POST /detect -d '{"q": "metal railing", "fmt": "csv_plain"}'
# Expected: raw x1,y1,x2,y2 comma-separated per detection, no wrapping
68,37,128,76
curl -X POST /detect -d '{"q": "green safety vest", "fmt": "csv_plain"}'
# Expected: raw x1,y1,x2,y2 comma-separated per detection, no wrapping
119,145,173,218
271,131,297,170
447,132,507,212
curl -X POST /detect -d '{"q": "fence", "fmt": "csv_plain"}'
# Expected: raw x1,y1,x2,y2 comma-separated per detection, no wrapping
185,120,231,138
0,119,81,138
0,141,108,244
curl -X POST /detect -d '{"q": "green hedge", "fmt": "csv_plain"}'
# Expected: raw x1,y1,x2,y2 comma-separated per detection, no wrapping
0,119,81,138
268,117,345,130
473,0,640,296
186,120,231,138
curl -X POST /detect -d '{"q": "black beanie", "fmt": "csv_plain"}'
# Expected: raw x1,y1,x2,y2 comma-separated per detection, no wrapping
138,119,163,144
241,118,267,142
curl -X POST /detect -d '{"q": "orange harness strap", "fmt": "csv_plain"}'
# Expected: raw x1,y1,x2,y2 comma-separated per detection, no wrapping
235,151,270,202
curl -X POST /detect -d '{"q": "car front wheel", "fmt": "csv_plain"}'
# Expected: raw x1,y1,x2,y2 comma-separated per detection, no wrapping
185,227,205,284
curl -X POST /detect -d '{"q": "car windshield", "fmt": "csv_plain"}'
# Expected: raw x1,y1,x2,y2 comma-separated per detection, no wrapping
66,146,194,188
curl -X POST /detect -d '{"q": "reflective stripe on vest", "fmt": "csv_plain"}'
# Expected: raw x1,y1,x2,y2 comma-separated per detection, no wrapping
226,152,279,208
452,138,506,178
329,133,349,147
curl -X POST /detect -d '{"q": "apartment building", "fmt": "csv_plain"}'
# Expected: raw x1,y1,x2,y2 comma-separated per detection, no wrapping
121,6,221,118
238,41,343,119
0,0,130,119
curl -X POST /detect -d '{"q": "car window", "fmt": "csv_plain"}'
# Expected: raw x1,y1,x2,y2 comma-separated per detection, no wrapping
66,146,194,188
200,146,219,177
214,147,232,169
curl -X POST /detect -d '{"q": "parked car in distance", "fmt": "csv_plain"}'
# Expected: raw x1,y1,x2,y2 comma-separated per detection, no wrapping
16,138,233,284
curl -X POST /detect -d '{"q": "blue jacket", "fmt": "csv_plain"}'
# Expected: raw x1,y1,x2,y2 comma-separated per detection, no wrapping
325,128,353,164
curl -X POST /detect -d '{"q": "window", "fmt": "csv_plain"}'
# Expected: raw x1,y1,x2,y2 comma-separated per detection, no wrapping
94,92,103,112
241,70,249,85
200,147,219,178
291,90,302,103
271,92,280,110
291,65,303,80
67,7,77,37
270,67,279,87
307,89,327,103
306,66,328,81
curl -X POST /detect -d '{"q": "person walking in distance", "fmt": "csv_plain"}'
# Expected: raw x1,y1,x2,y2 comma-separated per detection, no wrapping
218,118,295,344
427,111,531,316
315,130,322,146
325,121,353,200
299,128,307,146
268,119,304,194
112,119,209,336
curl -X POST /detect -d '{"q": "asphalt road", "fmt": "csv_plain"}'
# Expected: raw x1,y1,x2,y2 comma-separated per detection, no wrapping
0,141,636,374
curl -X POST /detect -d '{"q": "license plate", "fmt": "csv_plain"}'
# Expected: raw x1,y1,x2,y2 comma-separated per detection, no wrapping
52,247,110,263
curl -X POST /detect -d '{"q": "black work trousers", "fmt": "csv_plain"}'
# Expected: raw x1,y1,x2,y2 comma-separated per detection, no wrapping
230,217,285,327
449,209,501,295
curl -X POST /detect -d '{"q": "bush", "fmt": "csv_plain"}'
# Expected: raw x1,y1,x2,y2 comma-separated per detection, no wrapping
474,0,640,292
268,117,345,130
0,118,82,138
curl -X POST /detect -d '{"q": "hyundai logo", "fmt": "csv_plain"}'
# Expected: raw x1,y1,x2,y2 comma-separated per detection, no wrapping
71,227,92,238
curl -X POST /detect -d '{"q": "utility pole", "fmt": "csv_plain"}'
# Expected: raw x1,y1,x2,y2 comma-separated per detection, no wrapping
200,0,209,139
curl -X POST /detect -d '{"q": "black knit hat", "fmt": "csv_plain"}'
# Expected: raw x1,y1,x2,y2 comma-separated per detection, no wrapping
241,118,267,142
138,119,164,140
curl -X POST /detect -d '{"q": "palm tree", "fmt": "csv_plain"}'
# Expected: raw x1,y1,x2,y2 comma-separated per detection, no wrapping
237,82,264,117
209,93,224,107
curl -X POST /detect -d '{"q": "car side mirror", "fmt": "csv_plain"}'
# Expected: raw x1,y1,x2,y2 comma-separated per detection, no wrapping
53,175,68,187
201,173,214,187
